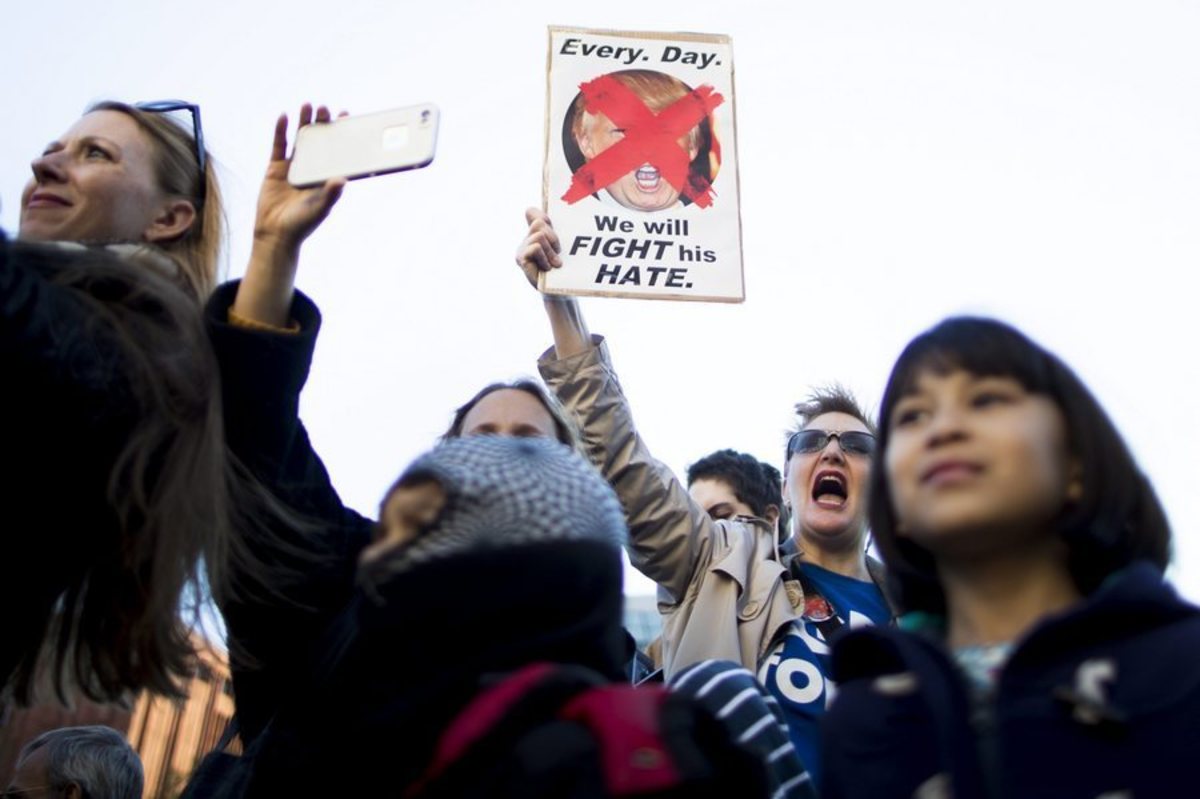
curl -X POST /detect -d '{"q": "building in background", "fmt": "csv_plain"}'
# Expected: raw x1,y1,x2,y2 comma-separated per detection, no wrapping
0,635,235,799
624,593,663,652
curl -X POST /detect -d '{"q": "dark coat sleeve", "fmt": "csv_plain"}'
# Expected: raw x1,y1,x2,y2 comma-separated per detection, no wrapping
205,281,372,532
205,281,374,741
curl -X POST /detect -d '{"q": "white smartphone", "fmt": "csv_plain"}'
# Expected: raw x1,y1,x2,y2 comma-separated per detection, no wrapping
287,103,439,187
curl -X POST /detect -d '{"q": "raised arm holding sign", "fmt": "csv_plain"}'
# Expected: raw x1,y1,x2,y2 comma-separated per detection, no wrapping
517,206,893,790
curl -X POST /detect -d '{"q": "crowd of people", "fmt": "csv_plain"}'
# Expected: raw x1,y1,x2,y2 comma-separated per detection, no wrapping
3,97,1199,799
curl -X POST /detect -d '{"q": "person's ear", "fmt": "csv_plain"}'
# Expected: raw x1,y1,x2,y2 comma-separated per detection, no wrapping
64,782,84,799
575,114,598,159
143,199,197,244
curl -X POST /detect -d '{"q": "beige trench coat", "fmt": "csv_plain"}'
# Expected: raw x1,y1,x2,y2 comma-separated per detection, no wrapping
540,338,891,678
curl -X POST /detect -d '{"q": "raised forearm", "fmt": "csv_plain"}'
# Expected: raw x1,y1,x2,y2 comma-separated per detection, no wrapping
543,294,592,360
231,238,299,328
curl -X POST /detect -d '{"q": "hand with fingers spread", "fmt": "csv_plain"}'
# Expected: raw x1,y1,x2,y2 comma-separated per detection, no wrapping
233,103,348,327
254,104,347,255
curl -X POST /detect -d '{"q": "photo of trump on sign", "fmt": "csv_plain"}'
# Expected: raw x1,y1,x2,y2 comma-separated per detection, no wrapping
543,27,743,302
561,69,723,212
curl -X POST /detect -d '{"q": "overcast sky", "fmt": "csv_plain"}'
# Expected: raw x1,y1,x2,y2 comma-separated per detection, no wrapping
4,0,1197,601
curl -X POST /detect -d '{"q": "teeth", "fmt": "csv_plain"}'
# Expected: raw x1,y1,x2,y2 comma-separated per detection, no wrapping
635,165,661,191
813,473,848,501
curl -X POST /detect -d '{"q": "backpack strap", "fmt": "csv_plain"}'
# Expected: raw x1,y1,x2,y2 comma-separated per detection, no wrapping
426,663,557,772
405,662,605,797
407,663,699,798
560,685,682,795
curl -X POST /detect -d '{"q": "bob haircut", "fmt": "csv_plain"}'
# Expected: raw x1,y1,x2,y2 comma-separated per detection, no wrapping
440,379,584,456
870,316,1171,615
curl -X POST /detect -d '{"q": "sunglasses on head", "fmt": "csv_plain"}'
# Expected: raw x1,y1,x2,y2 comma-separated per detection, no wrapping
786,429,876,459
135,99,206,204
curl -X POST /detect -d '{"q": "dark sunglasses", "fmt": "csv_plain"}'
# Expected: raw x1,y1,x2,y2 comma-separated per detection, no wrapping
786,429,876,459
135,99,206,204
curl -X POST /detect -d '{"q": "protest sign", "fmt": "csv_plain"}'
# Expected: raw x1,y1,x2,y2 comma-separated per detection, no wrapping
542,26,743,302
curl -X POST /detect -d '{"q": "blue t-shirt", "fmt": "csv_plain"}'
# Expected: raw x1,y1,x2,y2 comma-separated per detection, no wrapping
758,562,891,789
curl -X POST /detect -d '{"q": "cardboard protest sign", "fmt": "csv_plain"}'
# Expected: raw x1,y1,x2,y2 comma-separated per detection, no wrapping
542,26,743,302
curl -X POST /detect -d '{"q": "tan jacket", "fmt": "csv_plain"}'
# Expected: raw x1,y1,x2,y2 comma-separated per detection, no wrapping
541,338,815,677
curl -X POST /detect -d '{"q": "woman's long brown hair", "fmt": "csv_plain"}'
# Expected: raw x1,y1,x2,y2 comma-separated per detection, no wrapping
8,240,236,704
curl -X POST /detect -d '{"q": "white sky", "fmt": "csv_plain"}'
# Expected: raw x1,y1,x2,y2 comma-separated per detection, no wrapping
4,1,1198,601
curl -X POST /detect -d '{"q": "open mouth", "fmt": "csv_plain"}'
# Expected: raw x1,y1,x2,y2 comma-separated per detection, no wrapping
634,165,662,192
811,471,848,508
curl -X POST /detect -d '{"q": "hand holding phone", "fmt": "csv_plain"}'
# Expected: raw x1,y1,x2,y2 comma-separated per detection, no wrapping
287,104,440,187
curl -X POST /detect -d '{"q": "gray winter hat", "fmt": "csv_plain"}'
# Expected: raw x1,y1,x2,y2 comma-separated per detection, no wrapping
366,436,627,578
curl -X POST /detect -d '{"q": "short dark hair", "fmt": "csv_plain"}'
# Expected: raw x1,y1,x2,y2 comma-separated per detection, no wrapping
687,449,788,532
20,725,143,799
441,380,583,455
871,316,1172,615
786,385,876,465
793,385,876,432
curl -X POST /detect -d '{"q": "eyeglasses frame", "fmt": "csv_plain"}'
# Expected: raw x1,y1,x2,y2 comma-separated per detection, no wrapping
134,99,206,206
785,429,877,460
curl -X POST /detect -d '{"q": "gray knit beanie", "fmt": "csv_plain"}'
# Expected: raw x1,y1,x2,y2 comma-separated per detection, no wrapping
368,436,627,577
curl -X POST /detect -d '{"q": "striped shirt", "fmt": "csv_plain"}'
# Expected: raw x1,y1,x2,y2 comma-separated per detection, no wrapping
670,660,816,799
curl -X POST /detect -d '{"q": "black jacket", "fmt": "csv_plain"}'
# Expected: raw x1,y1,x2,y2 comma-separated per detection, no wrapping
821,561,1200,799
205,283,639,795
205,281,374,740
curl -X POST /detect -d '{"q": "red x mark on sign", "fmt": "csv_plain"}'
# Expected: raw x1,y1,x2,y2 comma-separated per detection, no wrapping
562,74,725,208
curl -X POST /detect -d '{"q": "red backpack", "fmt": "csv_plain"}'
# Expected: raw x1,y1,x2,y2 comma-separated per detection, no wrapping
405,662,770,798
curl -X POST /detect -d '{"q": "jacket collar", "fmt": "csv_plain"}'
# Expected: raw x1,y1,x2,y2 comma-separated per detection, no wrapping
844,560,1195,680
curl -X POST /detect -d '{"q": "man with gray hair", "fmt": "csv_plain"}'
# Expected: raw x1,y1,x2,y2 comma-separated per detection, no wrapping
4,725,142,799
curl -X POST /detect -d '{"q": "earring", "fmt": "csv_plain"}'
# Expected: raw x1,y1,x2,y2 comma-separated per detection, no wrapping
1066,479,1083,503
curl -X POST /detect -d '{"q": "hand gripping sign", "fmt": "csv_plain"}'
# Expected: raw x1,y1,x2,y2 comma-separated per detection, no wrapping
542,27,743,302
